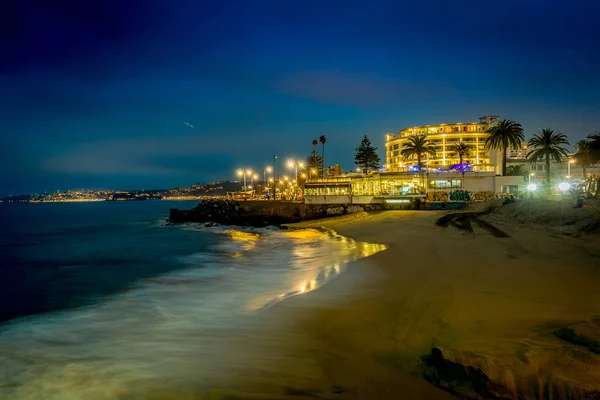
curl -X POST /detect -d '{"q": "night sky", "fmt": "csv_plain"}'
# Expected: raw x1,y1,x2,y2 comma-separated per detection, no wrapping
2,0,599,196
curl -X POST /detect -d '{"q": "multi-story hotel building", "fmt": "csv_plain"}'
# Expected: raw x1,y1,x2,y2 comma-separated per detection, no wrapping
385,116,500,171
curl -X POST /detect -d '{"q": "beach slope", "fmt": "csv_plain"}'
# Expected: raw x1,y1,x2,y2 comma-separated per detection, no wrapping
266,209,600,399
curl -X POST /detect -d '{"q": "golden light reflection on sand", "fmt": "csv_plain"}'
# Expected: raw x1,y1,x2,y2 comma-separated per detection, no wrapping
224,229,260,250
245,231,386,311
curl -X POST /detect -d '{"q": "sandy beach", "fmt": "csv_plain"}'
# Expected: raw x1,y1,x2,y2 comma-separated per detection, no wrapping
203,204,600,400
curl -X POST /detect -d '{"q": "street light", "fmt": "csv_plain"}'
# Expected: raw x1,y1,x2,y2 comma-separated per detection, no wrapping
529,172,535,185
558,182,570,192
237,169,247,191
568,159,575,178
263,166,273,195
287,160,303,180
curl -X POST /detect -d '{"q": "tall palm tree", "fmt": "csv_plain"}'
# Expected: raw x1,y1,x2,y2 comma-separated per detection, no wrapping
400,134,436,170
485,119,525,176
573,140,594,179
319,135,327,177
311,139,319,175
527,129,570,186
587,132,600,163
451,142,472,165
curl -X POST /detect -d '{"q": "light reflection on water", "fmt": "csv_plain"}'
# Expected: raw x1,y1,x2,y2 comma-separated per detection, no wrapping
0,227,385,399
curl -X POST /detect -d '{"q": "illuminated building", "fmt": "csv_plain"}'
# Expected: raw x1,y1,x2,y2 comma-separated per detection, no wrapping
385,116,500,171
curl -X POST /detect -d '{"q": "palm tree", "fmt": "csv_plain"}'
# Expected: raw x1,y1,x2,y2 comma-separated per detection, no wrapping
587,132,600,163
400,134,436,170
573,140,594,179
319,135,327,176
505,165,529,179
485,119,525,176
451,142,472,165
527,129,570,186
587,132,600,196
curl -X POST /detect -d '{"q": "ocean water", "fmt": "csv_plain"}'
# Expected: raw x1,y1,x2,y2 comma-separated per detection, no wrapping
0,201,385,398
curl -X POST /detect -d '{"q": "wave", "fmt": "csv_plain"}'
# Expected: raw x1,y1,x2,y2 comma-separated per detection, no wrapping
0,227,386,399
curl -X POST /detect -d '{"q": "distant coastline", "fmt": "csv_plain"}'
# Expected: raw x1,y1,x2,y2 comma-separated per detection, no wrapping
0,181,242,203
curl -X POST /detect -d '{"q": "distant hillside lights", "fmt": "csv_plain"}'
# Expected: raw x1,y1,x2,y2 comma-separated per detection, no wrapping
385,116,500,172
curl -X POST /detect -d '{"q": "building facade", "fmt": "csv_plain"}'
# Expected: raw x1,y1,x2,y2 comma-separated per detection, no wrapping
303,171,522,205
385,116,500,171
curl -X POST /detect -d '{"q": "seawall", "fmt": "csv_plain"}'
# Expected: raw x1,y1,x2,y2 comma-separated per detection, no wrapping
168,200,381,226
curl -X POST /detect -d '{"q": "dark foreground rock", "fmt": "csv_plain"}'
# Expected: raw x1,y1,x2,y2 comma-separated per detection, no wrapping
421,346,600,400
421,348,507,399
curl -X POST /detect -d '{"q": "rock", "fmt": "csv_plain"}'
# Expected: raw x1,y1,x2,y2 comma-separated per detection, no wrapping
420,348,503,399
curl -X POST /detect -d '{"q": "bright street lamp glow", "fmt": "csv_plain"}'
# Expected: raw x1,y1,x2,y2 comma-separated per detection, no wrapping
246,169,252,175
527,183,537,191
237,170,243,176
266,166,272,172
558,182,570,191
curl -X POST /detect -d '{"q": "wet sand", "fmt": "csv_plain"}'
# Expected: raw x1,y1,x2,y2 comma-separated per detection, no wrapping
213,210,600,399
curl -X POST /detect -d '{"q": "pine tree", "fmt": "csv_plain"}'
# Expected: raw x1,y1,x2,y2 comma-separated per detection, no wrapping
354,135,381,174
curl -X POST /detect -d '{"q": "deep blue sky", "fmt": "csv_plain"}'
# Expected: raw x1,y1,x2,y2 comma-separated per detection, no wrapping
1,0,599,195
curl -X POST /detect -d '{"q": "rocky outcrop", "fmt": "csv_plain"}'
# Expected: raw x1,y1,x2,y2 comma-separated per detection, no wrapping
168,200,299,227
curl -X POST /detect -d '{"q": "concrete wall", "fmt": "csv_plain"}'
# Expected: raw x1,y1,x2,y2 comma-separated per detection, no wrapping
463,175,495,192
304,195,351,205
494,176,524,193
304,195,386,205
351,196,383,205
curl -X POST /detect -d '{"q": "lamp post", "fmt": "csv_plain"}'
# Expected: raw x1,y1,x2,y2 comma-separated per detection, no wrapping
237,170,247,191
272,152,278,201
288,160,303,180
246,169,253,191
529,172,534,185
263,166,272,195
288,160,304,199
567,159,575,179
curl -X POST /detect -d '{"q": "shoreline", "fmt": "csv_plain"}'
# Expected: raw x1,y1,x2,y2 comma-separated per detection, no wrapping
214,209,600,399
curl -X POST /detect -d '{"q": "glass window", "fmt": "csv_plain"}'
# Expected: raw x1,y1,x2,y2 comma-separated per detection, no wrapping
429,180,461,189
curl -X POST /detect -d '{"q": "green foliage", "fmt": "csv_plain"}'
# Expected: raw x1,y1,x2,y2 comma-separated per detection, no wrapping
400,134,436,168
319,135,327,177
573,140,594,179
451,142,472,164
354,135,380,173
305,153,323,173
586,132,600,164
527,128,570,184
505,164,529,178
485,119,525,176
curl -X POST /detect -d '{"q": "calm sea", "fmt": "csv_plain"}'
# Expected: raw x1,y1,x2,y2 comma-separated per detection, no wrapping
0,201,384,398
